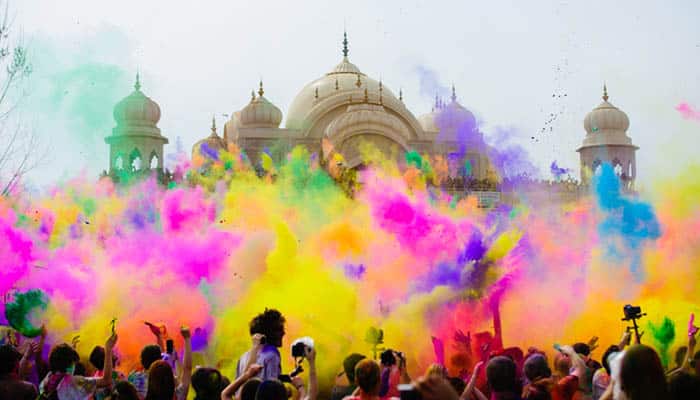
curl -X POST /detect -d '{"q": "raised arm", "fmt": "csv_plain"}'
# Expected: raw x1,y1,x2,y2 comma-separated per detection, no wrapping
306,347,318,400
179,327,193,392
560,345,586,378
679,326,697,373
221,364,262,400
97,333,117,387
460,361,484,400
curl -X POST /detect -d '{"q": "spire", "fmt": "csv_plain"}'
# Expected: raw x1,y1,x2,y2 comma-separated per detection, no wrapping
258,80,265,97
399,88,403,102
251,90,256,101
363,87,369,103
342,30,349,58
602,83,609,102
434,93,439,110
134,71,141,91
314,87,319,99
379,80,383,104
451,84,457,102
355,73,362,88
210,115,217,136
335,78,339,90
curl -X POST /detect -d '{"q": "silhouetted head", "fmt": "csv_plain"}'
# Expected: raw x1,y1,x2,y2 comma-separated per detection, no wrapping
0,344,21,375
619,345,668,400
354,359,381,395
487,356,518,393
249,309,286,348
145,360,175,400
48,343,80,373
191,367,225,400
254,379,287,400
343,353,366,384
140,345,162,370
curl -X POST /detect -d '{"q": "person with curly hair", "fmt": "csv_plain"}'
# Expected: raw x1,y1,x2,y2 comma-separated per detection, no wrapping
236,309,286,381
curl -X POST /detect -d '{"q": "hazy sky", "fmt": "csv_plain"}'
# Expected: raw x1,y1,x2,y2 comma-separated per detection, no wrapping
12,0,700,189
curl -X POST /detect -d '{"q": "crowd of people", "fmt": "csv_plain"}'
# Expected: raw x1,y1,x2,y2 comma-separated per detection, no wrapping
1,308,699,400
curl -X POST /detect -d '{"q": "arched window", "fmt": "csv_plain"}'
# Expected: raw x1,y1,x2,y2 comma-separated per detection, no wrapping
149,152,159,170
114,155,124,171
628,162,633,178
129,148,142,172
613,158,623,176
593,159,602,175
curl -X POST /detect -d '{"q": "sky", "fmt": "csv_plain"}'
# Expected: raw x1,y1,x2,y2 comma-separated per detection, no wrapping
10,0,700,189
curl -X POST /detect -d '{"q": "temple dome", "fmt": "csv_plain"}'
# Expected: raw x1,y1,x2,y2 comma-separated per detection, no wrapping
113,74,161,129
239,83,283,128
285,33,401,130
325,103,408,141
583,86,630,134
192,117,226,158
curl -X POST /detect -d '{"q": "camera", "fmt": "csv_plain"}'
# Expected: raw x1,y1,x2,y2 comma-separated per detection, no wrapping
623,304,643,320
291,337,314,359
398,384,421,400
380,349,404,366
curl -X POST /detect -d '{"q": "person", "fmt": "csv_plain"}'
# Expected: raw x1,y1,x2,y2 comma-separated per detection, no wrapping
378,350,410,400
254,380,287,400
331,353,366,400
111,380,140,400
521,354,552,400
485,356,520,400
572,342,598,399
144,326,192,400
343,359,382,400
90,345,125,400
0,343,38,400
591,346,618,400
128,345,164,399
667,370,700,400
236,309,286,381
191,367,226,400
616,345,668,400
38,333,117,400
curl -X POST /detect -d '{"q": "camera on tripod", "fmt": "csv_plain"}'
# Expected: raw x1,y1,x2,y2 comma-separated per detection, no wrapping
622,304,646,344
623,305,645,321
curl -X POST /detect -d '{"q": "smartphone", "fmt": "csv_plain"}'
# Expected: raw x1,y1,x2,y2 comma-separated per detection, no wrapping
398,384,421,400
166,339,174,355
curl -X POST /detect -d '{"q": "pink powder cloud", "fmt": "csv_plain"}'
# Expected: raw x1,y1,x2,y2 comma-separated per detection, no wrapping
676,102,700,121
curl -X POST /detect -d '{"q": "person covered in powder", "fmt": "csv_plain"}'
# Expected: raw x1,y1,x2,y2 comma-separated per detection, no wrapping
236,309,286,381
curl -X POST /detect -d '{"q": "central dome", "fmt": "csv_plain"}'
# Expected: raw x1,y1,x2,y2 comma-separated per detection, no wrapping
285,34,401,130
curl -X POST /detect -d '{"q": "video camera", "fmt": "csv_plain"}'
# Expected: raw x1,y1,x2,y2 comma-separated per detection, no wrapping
279,337,314,383
623,305,645,321
380,349,405,366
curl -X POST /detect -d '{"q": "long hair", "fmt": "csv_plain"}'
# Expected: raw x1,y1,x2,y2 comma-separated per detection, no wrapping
145,360,176,400
619,345,668,400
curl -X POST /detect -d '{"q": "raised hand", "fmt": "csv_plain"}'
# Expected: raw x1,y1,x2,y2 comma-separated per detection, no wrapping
180,326,191,340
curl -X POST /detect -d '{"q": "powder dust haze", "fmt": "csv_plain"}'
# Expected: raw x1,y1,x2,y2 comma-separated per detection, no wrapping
1,143,699,388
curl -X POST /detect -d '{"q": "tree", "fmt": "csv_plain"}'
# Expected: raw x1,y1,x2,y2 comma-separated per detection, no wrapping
0,1,39,196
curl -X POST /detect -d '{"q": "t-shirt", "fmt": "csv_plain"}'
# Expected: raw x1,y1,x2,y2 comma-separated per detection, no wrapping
0,376,38,400
551,375,579,400
606,351,628,400
591,369,610,400
39,372,99,400
236,345,281,381
127,370,148,399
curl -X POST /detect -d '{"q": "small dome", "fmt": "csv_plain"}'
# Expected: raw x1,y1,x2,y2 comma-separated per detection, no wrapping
419,88,477,137
583,86,630,134
193,117,226,157
328,56,362,75
113,73,161,128
239,83,283,128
